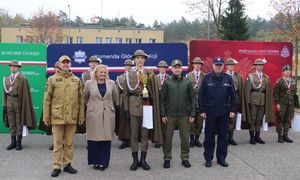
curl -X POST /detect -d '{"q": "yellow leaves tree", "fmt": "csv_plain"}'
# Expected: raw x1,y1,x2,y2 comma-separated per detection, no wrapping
26,9,65,43
271,0,300,82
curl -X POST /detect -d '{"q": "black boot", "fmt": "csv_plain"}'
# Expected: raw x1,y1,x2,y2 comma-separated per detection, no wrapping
6,136,16,150
228,131,237,145
119,142,128,149
16,135,22,151
194,135,203,147
190,135,195,148
49,144,54,150
249,131,256,145
255,132,265,144
139,152,150,170
130,151,139,171
283,133,293,143
278,133,284,143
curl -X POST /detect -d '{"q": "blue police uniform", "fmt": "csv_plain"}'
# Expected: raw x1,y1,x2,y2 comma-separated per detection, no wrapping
198,58,237,166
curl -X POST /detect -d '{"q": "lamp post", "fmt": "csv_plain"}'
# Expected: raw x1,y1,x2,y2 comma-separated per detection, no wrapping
68,4,71,43
207,0,210,40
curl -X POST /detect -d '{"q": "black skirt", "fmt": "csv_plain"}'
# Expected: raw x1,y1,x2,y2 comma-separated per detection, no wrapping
87,140,111,167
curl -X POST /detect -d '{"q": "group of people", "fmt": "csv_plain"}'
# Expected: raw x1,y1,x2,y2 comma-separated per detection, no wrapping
2,49,297,177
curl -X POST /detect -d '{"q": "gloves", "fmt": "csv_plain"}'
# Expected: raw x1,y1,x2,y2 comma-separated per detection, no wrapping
124,110,130,123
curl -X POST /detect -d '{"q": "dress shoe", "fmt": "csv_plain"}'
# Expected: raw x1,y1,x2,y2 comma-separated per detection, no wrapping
63,164,77,174
93,165,100,170
181,160,191,168
51,169,61,177
217,160,229,167
154,144,162,148
49,145,54,150
163,160,170,168
119,142,128,149
99,165,107,171
283,135,293,143
205,161,212,167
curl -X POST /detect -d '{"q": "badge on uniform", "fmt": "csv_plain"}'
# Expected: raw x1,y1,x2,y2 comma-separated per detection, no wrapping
71,78,78,82
56,78,62,82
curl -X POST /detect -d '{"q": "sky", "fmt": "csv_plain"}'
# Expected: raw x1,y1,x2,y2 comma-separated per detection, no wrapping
0,0,275,25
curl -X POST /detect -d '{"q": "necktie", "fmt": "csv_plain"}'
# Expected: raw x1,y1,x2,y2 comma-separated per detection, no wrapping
10,74,15,82
196,73,199,80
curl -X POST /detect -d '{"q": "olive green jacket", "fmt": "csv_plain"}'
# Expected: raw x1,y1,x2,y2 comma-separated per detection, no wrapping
160,75,196,117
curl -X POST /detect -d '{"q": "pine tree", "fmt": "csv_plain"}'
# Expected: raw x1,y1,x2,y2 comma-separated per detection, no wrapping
220,0,249,40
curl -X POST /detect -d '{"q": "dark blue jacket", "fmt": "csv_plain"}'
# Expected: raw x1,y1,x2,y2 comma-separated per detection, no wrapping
198,72,237,117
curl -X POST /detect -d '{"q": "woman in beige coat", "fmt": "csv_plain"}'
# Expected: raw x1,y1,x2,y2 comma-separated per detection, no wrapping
83,64,118,171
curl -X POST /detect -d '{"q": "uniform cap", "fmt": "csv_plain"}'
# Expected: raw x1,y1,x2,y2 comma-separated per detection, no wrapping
213,57,224,65
58,55,71,63
282,64,291,71
132,49,149,60
8,60,22,67
89,55,102,63
124,59,135,66
226,58,238,65
192,57,204,64
157,60,169,68
171,59,182,67
253,58,267,65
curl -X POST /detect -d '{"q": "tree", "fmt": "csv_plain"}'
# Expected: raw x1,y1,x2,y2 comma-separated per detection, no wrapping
185,0,229,39
58,10,69,26
220,0,249,40
26,9,65,43
74,16,84,25
271,0,300,84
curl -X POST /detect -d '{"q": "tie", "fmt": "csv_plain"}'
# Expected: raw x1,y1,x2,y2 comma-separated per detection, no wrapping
10,74,15,82
196,73,199,80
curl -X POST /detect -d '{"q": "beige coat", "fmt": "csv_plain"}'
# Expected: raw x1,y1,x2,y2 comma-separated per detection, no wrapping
83,79,118,141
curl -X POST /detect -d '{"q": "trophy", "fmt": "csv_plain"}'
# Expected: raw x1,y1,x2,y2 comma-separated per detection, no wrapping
140,73,149,98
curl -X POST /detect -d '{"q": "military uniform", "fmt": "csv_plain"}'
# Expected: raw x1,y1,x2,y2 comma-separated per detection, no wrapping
123,49,161,171
274,65,295,143
225,58,244,146
199,57,237,167
3,60,36,151
115,59,135,149
43,55,84,176
81,55,101,85
245,59,275,144
160,59,196,168
186,57,205,148
155,60,170,90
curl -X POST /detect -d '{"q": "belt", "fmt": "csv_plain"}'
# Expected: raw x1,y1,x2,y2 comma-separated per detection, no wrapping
6,94,18,97
129,93,143,98
251,90,265,93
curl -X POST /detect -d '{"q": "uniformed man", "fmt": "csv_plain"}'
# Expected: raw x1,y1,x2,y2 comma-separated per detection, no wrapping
154,60,169,148
274,64,295,143
81,55,101,84
115,59,135,149
2,60,36,151
123,49,161,171
186,57,205,148
244,58,274,145
225,58,245,145
39,61,60,151
199,57,237,168
160,59,196,169
156,60,170,90
43,55,84,177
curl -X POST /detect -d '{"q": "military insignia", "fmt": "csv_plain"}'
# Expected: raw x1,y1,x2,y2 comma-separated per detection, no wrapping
71,78,78,82
56,78,62,82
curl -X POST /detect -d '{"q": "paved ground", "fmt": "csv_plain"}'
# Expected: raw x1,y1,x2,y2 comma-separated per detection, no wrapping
0,127,300,180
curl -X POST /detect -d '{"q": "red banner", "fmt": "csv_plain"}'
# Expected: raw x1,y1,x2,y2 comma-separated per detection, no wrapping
189,40,293,87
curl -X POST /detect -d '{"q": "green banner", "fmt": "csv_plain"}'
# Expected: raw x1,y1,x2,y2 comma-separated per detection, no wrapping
0,43,47,133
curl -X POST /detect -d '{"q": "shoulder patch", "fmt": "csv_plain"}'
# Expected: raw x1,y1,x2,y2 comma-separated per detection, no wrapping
56,78,62,82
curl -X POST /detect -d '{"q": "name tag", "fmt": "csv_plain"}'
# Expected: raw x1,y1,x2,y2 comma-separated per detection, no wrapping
207,83,214,86
222,83,230,87
56,78,62,82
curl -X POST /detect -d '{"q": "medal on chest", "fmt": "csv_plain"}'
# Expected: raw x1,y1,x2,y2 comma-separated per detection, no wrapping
283,77,291,94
